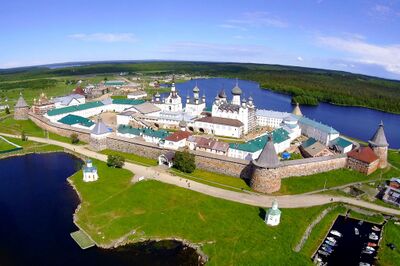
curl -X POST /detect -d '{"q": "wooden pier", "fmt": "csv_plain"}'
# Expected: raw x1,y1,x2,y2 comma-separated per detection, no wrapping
70,230,95,249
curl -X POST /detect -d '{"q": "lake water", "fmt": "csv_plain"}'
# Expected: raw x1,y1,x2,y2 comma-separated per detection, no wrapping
0,153,199,266
313,215,383,266
172,78,400,148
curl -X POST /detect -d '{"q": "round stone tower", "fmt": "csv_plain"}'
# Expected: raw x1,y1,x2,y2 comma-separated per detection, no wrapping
89,118,112,151
368,121,389,168
250,135,281,193
14,92,30,120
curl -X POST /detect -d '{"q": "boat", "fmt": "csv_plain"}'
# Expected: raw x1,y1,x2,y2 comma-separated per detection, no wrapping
359,263,371,266
321,245,333,254
368,242,377,247
369,232,379,241
327,237,337,243
354,227,359,235
325,240,337,246
366,246,375,252
362,249,374,255
318,250,329,256
358,220,364,226
330,230,342,237
372,226,381,232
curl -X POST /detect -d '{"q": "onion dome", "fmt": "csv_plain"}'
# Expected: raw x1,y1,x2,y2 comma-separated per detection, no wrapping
232,79,242,95
248,96,253,102
155,92,160,98
193,85,200,93
186,94,190,99
179,119,187,128
252,135,280,168
241,97,247,103
218,89,227,98
202,93,206,98
369,121,389,147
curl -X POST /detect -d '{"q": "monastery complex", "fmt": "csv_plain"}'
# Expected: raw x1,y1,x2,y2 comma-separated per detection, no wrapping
14,78,390,193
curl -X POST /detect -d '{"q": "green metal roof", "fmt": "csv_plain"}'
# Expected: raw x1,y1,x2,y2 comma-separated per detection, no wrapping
58,114,94,127
331,137,352,148
301,137,317,148
229,128,290,153
118,125,170,139
47,101,105,116
112,99,145,105
105,81,125,86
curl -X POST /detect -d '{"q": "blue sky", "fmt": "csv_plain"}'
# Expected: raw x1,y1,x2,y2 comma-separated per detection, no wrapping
1,0,400,79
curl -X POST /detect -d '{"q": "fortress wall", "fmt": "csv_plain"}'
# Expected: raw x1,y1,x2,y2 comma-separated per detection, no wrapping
28,113,91,142
279,155,348,178
106,135,166,159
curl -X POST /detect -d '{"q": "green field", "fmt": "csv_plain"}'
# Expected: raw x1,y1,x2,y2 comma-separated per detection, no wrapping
171,168,252,192
389,149,400,169
0,136,62,158
101,149,158,166
278,167,400,195
70,159,334,265
378,221,400,266
0,137,19,152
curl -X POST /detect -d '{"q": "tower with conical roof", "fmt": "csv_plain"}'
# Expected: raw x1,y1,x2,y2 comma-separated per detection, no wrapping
14,92,30,120
250,135,281,193
368,121,389,168
89,117,112,151
292,102,303,116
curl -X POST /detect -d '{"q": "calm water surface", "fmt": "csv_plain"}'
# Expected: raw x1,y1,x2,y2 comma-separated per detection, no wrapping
0,153,199,266
173,78,400,148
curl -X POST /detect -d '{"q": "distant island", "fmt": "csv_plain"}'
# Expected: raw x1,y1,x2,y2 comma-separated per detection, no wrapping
1,60,400,114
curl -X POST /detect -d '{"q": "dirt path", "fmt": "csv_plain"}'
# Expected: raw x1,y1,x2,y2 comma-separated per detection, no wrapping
1,132,400,215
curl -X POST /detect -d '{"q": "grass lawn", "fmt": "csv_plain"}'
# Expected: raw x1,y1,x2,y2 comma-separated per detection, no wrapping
0,136,62,159
388,149,400,169
171,168,252,192
70,159,332,265
0,137,19,152
377,221,400,266
0,116,86,145
278,167,400,195
100,149,158,166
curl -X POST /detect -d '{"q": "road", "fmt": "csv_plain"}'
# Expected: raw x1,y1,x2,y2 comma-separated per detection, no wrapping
2,133,400,216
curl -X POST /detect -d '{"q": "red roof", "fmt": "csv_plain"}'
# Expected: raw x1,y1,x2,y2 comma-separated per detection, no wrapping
74,87,85,95
348,146,379,164
165,131,192,142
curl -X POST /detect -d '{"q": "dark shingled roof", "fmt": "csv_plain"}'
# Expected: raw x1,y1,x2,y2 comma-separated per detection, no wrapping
218,103,240,113
368,121,389,147
252,135,280,168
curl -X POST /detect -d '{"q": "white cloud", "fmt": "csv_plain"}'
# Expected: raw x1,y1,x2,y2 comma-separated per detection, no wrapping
297,56,304,61
219,11,288,31
318,36,400,75
218,24,247,31
68,33,137,43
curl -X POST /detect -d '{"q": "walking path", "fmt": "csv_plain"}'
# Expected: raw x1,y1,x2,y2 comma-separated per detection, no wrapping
2,133,400,215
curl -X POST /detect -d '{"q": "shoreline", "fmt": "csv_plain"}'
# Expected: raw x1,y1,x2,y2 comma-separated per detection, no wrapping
260,87,400,115
66,156,209,264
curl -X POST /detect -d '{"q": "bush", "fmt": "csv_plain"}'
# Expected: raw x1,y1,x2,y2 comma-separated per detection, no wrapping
21,130,27,141
5,107,10,114
107,154,125,168
173,150,196,173
70,133,79,144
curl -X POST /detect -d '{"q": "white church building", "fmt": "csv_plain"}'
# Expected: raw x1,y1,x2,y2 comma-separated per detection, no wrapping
83,159,99,182
265,200,281,226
